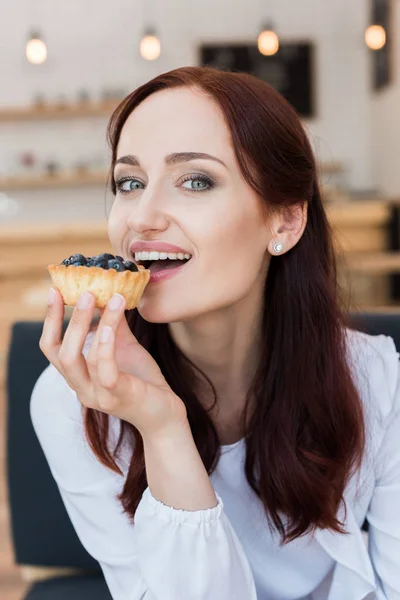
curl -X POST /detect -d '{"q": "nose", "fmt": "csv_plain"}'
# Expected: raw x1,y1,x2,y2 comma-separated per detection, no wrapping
126,187,170,234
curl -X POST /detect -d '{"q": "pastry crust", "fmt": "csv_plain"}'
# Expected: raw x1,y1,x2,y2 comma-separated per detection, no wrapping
47,264,150,309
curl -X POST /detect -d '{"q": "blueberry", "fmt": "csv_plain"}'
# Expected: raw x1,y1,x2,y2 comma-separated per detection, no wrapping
62,253,86,266
70,253,86,262
107,259,126,272
87,255,100,264
123,260,139,272
71,259,86,267
116,255,124,262
97,253,115,261
97,259,109,269
87,258,108,269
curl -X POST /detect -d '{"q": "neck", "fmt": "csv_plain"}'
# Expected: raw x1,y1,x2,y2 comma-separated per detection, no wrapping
168,285,264,412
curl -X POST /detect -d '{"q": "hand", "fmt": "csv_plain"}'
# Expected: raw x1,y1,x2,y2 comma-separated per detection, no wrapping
39,288,188,439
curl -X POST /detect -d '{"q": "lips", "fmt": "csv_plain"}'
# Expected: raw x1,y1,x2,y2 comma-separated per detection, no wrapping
148,257,191,284
149,259,187,274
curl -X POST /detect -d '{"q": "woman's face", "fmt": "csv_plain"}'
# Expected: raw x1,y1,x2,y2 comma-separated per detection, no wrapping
108,87,273,323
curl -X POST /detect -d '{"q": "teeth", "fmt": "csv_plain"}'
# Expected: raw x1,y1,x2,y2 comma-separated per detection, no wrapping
134,251,192,262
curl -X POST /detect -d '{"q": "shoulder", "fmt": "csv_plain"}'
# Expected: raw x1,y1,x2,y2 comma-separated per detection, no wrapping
30,330,131,473
30,360,85,441
30,330,98,440
344,326,400,425
341,327,400,501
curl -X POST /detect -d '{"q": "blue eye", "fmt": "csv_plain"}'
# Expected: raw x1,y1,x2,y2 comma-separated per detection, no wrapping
180,174,215,192
115,177,143,194
114,174,216,195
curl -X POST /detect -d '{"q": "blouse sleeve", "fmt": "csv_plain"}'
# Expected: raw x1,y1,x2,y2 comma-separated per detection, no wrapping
30,363,257,600
367,355,400,599
30,363,151,600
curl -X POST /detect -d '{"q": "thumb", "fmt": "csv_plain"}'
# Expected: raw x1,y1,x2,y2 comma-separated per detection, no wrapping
115,309,140,345
96,307,137,346
98,301,138,344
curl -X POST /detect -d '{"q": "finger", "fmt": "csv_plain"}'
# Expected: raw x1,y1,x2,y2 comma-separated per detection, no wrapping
96,325,147,411
58,291,95,394
98,303,137,347
39,287,66,372
116,307,139,345
88,294,127,359
95,325,119,409
86,294,126,396
89,294,132,409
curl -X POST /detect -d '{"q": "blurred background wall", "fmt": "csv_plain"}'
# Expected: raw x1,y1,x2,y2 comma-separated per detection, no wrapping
0,0,392,225
372,1,400,195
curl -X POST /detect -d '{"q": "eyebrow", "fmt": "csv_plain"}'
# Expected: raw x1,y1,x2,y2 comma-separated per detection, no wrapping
114,152,227,170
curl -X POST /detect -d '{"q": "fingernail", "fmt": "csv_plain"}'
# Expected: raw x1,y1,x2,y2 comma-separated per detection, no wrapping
100,325,112,343
48,288,56,306
108,294,124,311
77,291,92,310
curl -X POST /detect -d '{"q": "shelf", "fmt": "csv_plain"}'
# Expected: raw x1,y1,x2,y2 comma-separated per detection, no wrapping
345,251,400,275
0,101,121,122
326,198,390,226
0,170,109,191
0,221,109,246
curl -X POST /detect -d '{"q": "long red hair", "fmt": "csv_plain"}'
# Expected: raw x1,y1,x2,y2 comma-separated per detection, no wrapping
85,66,364,543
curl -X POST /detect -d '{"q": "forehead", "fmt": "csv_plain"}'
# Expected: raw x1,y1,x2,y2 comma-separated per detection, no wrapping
117,87,232,160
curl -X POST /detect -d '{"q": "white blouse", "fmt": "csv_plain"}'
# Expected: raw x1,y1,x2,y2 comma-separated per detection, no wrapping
30,328,400,600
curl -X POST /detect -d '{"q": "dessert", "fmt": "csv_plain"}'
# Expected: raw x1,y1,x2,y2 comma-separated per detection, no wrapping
47,253,150,309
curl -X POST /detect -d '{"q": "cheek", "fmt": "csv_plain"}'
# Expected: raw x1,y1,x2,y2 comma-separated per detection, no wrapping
202,205,266,271
137,225,267,325
198,208,268,296
107,205,127,248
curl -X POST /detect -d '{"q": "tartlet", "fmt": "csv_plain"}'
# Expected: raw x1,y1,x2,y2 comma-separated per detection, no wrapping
47,253,150,309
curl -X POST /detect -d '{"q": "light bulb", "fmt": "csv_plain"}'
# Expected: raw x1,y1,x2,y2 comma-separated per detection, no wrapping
258,27,279,57
365,24,386,51
26,32,47,64
140,31,161,61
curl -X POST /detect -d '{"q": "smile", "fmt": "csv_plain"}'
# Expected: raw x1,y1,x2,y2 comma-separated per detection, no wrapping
134,250,192,268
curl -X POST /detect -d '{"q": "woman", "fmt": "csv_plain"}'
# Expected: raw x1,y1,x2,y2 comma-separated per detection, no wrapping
31,66,400,600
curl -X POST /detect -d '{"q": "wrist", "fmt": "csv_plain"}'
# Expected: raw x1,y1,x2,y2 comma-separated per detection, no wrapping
142,418,218,511
141,417,192,449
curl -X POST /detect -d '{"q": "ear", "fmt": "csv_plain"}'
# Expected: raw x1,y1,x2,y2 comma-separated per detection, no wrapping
267,202,308,255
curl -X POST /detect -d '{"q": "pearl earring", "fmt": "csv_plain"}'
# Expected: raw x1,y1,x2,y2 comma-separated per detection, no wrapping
273,241,284,254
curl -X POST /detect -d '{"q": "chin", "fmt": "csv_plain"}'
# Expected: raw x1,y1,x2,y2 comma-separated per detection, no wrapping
136,295,202,324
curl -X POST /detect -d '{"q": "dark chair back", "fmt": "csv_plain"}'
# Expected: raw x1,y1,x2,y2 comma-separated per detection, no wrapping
6,321,100,571
349,312,400,350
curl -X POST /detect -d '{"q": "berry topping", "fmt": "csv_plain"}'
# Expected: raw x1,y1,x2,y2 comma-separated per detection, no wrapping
97,253,115,261
62,253,87,266
59,252,142,272
107,259,126,271
71,260,86,266
123,260,139,272
87,257,109,269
